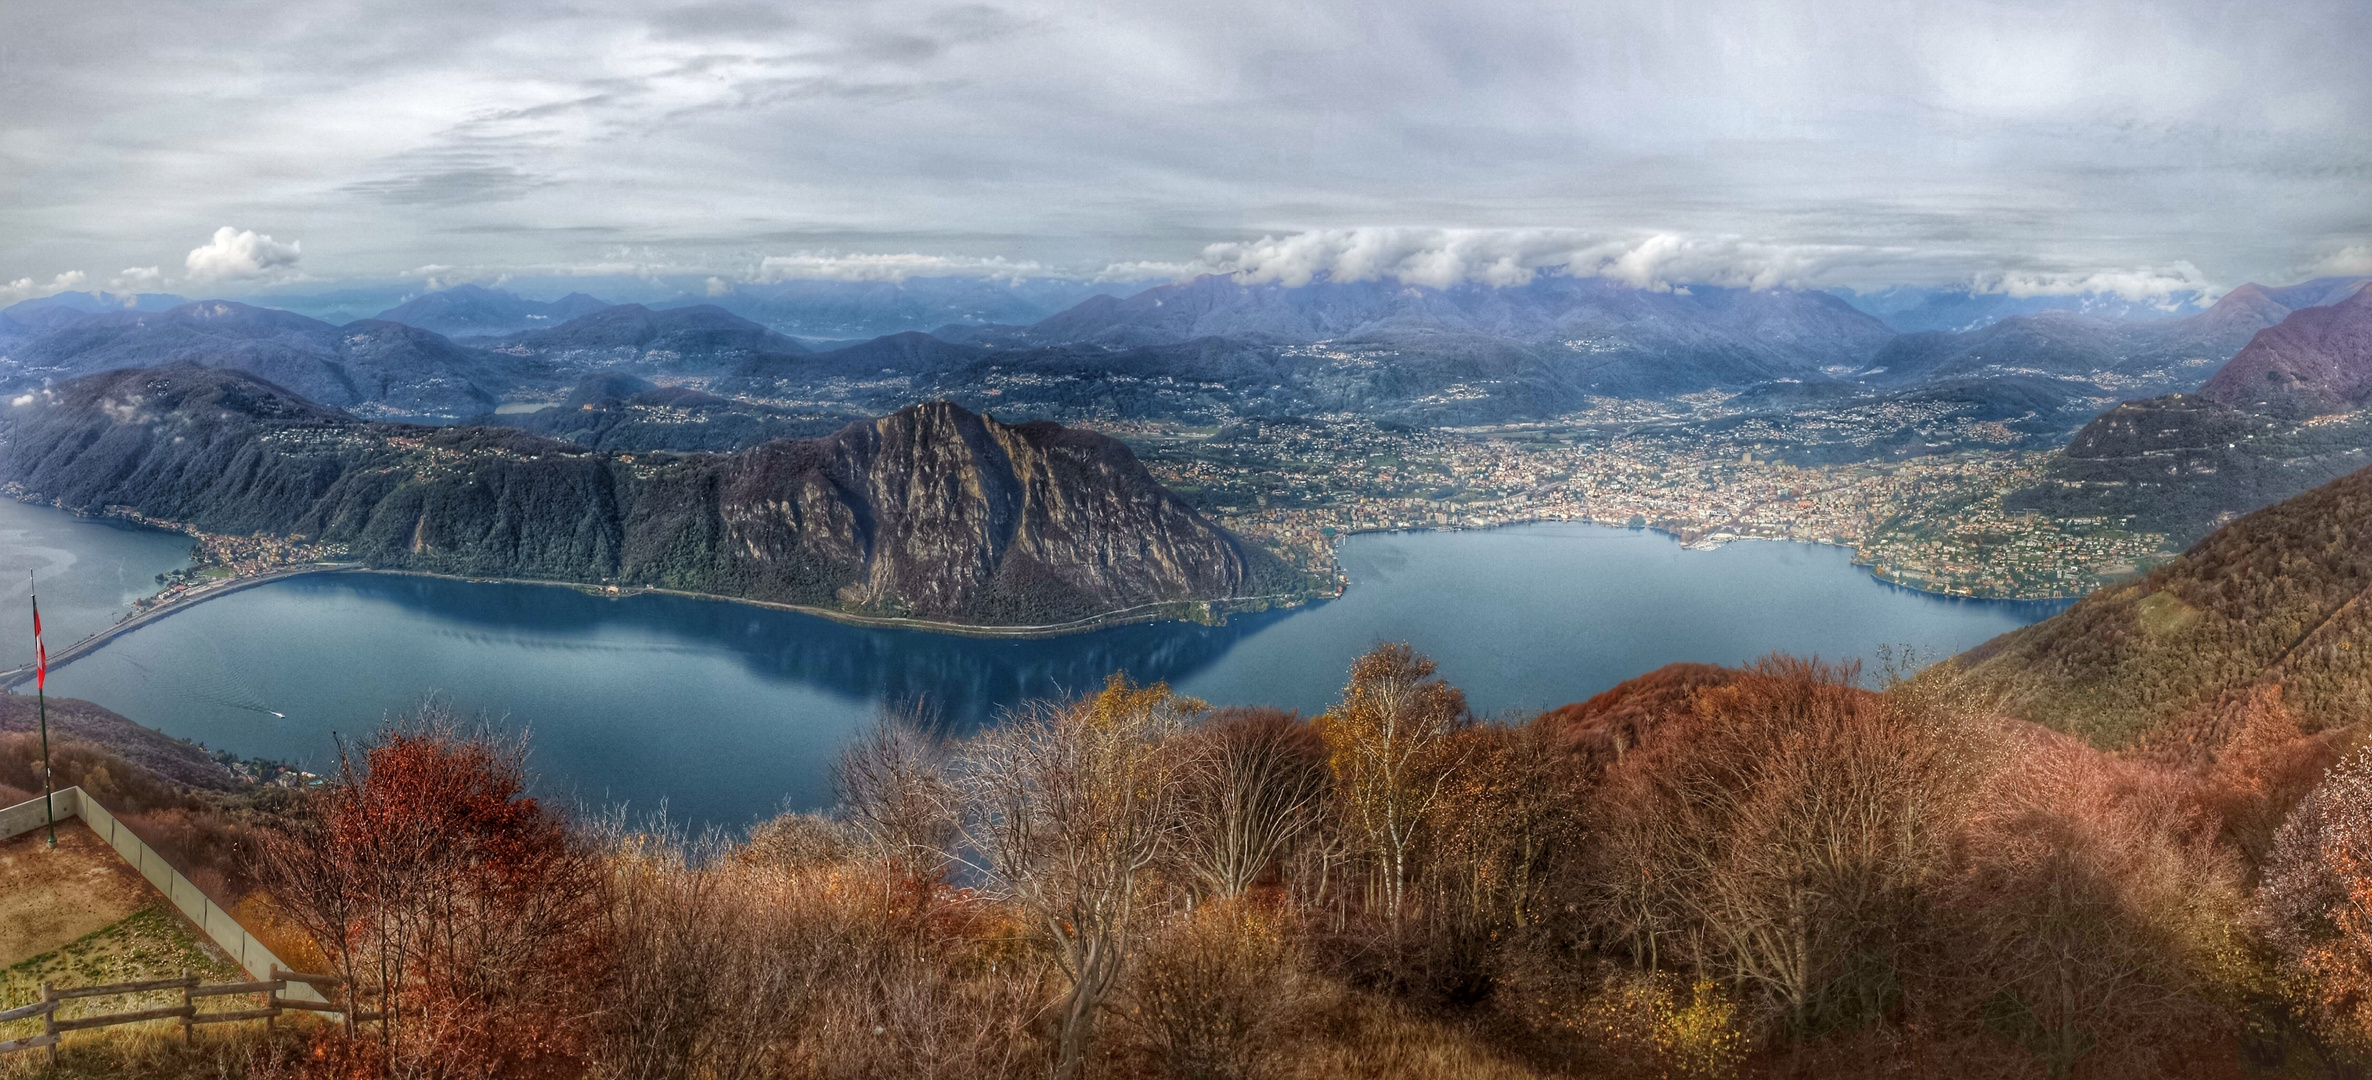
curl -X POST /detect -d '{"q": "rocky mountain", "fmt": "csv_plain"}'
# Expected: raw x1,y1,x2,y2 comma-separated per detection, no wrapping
2005,285,2372,545
1953,460,2372,750
0,300,504,419
376,284,612,338
2196,281,2372,415
0,366,1288,627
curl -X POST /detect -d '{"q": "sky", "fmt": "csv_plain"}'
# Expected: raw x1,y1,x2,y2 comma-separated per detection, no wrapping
3,0,2369,304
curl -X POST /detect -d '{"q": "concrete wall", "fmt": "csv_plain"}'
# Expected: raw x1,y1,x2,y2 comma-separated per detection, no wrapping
1,788,328,1005
0,787,75,839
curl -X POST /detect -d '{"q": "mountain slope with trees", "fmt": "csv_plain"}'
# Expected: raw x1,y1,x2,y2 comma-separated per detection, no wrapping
1958,459,2372,748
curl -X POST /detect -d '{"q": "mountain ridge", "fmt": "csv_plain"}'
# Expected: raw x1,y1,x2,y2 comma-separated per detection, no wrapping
0,365,1291,628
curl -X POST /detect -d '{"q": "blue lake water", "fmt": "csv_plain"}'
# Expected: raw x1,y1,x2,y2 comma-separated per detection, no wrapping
6,502,2067,827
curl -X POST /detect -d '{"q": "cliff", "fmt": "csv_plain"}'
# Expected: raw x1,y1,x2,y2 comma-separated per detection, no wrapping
0,366,1288,628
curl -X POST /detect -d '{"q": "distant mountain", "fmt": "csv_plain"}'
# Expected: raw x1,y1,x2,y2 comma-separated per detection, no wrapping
1954,460,2372,749
0,300,502,419
376,284,613,338
0,291,188,345
989,273,1888,357
485,373,859,452
926,274,1898,406
1832,286,2216,333
2005,286,2372,544
487,304,814,385
687,277,1141,339
2196,281,2372,416
233,287,419,325
1,366,1291,627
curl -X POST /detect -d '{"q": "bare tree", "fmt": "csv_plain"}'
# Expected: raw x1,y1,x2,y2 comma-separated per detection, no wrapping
837,700,957,879
954,672,1201,1080
1176,707,1332,901
1315,644,1468,920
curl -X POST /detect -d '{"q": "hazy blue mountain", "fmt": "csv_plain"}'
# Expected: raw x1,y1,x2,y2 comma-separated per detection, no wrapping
1850,281,2358,401
0,300,502,419
681,277,1145,339
993,273,1884,353
232,286,420,325
375,283,613,337
1833,286,2216,333
485,303,815,386
0,291,189,346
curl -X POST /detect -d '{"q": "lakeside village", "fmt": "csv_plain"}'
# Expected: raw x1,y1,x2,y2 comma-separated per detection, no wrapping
1124,405,2174,601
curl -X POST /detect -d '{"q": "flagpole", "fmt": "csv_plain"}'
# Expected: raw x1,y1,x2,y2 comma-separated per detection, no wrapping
32,571,51,848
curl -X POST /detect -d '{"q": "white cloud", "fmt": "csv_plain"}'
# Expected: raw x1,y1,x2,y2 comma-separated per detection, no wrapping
1158,229,1888,293
1967,263,2222,308
750,251,1054,284
183,226,302,282
0,271,90,303
2306,244,2372,277
111,266,166,292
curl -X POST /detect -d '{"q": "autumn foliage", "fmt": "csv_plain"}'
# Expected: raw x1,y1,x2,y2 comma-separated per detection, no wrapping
198,640,2372,1080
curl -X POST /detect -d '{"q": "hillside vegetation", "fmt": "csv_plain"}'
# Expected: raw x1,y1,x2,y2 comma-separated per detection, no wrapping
1958,461,2372,749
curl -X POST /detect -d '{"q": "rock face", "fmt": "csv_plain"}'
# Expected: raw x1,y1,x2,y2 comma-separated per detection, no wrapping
0,366,1275,627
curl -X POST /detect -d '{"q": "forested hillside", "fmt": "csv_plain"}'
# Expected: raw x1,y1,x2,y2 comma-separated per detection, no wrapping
1956,460,2372,748
0,365,1294,626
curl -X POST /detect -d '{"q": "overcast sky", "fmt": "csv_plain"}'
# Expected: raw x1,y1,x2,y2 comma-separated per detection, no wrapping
4,0,2369,303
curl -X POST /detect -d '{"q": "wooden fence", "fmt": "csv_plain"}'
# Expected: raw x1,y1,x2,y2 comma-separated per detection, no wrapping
0,968,379,1063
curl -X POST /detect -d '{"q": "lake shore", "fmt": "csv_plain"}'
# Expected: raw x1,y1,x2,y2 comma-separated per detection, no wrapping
5,561,1323,685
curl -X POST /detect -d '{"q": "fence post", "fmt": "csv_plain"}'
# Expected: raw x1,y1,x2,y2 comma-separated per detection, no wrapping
40,983,56,1066
180,971,193,1045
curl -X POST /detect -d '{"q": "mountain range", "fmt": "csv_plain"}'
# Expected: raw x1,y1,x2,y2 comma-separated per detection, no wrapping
374,284,612,338
4,272,2366,437
2006,282,2372,545
0,365,1291,627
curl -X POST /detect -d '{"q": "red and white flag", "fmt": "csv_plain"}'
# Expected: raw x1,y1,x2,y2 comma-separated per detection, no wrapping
31,593,44,691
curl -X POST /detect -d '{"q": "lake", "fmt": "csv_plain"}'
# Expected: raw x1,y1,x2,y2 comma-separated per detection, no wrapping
7,501,2066,826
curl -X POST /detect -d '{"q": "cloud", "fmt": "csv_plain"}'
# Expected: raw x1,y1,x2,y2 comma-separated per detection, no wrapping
1967,263,2224,308
112,266,166,292
342,166,550,206
184,227,302,282
0,271,90,303
1159,229,1891,293
2306,244,2372,276
749,251,1054,284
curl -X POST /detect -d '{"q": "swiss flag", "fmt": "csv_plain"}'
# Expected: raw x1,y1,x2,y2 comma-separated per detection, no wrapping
31,596,43,691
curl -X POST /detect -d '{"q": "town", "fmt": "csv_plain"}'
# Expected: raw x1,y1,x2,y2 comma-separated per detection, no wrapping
1123,406,2172,602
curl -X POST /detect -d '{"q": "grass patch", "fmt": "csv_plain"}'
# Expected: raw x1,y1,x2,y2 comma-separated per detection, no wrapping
2,906,241,1019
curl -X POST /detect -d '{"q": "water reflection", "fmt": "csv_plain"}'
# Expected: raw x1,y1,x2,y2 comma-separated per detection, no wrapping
322,573,1304,731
